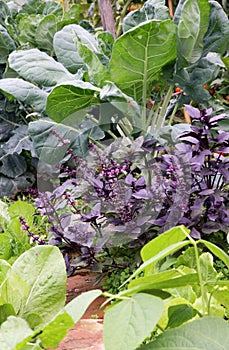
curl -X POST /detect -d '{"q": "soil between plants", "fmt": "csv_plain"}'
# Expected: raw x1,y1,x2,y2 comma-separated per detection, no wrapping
49,270,107,350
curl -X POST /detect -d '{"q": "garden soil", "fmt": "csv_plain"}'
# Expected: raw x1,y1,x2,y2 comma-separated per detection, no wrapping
49,270,106,350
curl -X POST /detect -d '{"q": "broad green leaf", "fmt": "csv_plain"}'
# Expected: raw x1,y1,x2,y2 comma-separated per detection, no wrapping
36,14,58,53
8,49,75,87
0,234,11,260
123,240,190,286
8,200,35,226
46,81,100,122
110,19,177,102
0,25,16,64
39,310,74,348
202,1,229,56
0,316,33,350
103,293,163,350
167,304,197,328
200,239,229,268
0,260,11,285
29,117,104,163
54,24,99,74
122,0,170,33
177,0,210,67
11,246,66,326
65,289,102,323
75,37,110,87
20,0,46,15
0,78,47,112
141,226,189,274
127,273,199,294
1,273,29,314
139,317,229,349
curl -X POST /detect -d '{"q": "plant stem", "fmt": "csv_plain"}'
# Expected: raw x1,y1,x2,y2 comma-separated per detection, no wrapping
116,0,133,37
156,84,174,129
193,240,207,315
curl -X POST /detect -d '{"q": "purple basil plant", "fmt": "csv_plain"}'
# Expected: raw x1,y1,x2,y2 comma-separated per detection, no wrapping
33,106,229,272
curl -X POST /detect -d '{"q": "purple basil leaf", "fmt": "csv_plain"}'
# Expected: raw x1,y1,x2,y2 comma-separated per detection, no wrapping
190,228,201,239
184,105,200,119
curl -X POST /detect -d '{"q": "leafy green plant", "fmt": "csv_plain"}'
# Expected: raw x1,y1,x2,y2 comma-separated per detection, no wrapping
0,244,102,349
0,199,48,263
76,225,229,350
0,0,228,174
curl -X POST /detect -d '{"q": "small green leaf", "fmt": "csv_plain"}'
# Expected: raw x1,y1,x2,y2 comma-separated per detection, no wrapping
141,225,189,274
199,240,229,269
104,293,164,350
75,37,110,87
0,235,11,260
39,311,74,348
139,317,229,349
65,289,102,323
167,304,197,328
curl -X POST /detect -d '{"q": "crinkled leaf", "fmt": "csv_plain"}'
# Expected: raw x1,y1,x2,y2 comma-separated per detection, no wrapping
139,317,229,349
36,14,58,54
11,245,66,326
65,289,102,323
8,49,76,87
98,31,114,59
104,293,164,350
0,78,47,112
17,14,42,47
110,20,177,102
46,81,100,122
0,25,16,64
54,24,99,74
177,0,210,67
122,0,170,33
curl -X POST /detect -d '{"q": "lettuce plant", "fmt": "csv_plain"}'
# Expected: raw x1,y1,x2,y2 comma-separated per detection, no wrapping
0,244,102,349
